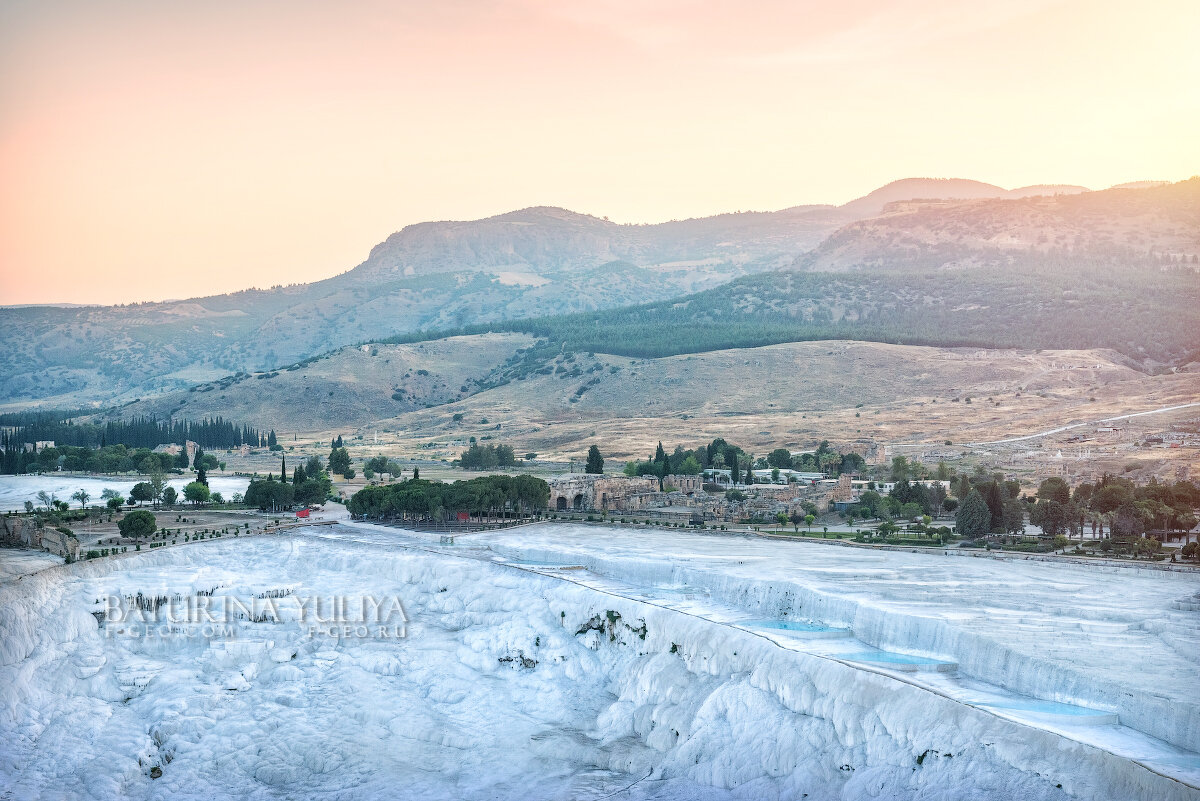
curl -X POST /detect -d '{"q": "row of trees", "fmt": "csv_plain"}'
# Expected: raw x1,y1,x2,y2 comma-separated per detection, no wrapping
844,479,951,523
623,438,866,485
458,443,517,470
2,441,228,477
347,475,549,520
952,474,1200,543
0,414,263,458
243,453,333,510
1025,475,1199,542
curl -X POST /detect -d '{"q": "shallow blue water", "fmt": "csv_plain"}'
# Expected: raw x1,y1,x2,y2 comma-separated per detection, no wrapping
975,698,1112,717
843,651,955,666
742,619,848,633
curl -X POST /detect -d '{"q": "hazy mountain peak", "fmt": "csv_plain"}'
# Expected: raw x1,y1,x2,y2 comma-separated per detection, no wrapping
1108,180,1170,190
488,206,613,225
840,178,1008,217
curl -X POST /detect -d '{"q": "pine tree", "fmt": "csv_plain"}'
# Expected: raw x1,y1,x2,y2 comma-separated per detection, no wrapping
585,445,603,474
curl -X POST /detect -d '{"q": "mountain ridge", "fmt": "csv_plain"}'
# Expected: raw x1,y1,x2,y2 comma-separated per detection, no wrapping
1,177,1194,408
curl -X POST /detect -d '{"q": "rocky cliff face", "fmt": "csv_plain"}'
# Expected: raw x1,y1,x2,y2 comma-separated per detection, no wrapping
0,516,41,549
0,516,78,559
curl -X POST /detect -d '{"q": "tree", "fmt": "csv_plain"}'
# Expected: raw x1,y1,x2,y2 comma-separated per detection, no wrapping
106,496,125,509
1002,497,1026,535
804,514,816,531
767,448,793,469
775,512,789,530
118,510,157,541
329,447,352,476
130,482,154,505
891,455,910,481
1030,499,1067,538
679,455,702,475
71,489,90,508
281,454,287,483
149,471,167,507
1037,477,1071,505
161,486,178,506
955,489,991,539
585,445,604,474
194,447,208,486
183,481,211,505
244,478,294,511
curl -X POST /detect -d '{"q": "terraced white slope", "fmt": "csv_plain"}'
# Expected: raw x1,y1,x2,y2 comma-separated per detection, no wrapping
0,526,1197,800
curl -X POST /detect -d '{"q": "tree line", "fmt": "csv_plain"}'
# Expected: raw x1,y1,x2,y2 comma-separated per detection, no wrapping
347,475,550,521
0,415,267,475
622,438,865,485
243,453,334,510
457,443,517,470
1,443,226,477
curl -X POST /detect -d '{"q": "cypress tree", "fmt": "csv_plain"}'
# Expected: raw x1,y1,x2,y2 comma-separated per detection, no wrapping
281,455,287,483
955,489,991,539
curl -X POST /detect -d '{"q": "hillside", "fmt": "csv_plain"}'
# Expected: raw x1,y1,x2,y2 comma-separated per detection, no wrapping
111,334,535,432
398,265,1200,367
1,178,1195,408
107,334,1200,479
0,205,854,407
800,178,1200,272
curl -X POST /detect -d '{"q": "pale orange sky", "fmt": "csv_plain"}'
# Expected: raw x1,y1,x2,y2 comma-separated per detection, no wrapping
1,0,1197,305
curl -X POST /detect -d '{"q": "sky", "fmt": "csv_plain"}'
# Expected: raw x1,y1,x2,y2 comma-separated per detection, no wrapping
1,0,1197,306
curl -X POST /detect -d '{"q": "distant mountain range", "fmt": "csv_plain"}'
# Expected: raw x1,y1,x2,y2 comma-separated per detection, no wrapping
1,177,1195,408
800,178,1199,272
837,178,1090,217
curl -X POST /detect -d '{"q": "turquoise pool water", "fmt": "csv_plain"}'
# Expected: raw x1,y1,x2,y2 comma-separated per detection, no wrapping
843,651,956,666
741,620,849,633
976,699,1111,717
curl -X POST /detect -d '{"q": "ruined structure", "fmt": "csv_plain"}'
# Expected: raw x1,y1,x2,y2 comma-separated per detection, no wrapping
548,475,660,512
0,515,79,560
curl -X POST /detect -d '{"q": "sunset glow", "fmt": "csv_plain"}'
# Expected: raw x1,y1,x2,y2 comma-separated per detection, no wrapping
1,0,1197,305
